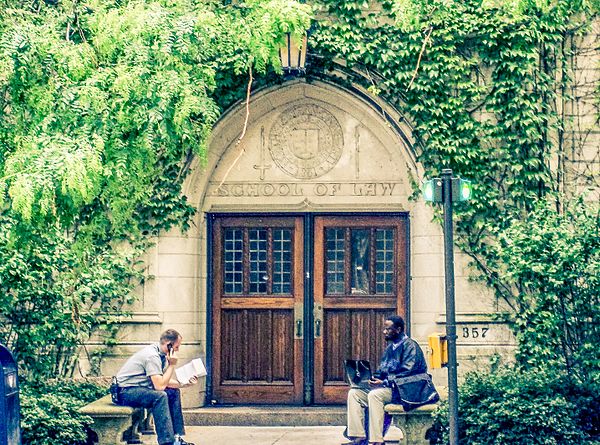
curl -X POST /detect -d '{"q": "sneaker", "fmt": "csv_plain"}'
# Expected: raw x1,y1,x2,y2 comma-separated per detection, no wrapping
175,439,195,445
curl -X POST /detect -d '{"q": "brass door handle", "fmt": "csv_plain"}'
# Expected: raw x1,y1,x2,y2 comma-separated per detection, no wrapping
294,303,303,339
314,303,323,338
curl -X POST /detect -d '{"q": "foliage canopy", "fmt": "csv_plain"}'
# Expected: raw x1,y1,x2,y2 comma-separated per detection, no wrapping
1,0,599,386
0,0,311,378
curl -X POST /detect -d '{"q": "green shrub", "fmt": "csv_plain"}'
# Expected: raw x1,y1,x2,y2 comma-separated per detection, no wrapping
20,379,107,445
430,368,600,445
498,199,600,380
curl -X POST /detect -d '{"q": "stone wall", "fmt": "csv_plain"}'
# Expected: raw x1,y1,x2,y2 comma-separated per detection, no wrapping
562,22,600,200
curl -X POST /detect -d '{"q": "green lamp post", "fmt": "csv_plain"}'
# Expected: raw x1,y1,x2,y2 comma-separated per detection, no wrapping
422,168,472,445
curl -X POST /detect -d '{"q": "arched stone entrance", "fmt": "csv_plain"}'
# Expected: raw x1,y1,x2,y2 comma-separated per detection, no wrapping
182,79,443,405
99,76,512,411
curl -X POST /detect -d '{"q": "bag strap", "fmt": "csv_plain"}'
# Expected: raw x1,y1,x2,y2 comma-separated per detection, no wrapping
393,372,431,386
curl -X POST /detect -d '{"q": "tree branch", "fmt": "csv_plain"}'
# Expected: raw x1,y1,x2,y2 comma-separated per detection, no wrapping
406,26,433,92
215,64,253,190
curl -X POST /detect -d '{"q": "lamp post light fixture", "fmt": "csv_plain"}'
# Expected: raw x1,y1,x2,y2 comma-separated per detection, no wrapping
279,32,308,76
422,168,473,445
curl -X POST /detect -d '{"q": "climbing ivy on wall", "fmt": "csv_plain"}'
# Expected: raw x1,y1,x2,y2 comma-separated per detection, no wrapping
309,0,599,378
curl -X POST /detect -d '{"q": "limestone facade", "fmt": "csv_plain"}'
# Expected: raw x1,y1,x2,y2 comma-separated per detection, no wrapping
561,22,600,200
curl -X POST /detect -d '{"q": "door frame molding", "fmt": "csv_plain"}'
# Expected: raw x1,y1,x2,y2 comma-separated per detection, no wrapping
205,211,411,406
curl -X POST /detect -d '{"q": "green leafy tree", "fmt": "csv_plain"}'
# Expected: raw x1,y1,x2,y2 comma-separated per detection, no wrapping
498,198,600,380
1,0,311,228
0,0,311,378
0,214,142,378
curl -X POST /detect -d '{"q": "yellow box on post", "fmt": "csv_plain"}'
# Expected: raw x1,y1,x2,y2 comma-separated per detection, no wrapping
428,333,448,369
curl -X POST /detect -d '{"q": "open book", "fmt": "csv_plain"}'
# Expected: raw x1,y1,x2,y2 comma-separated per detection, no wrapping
175,358,207,385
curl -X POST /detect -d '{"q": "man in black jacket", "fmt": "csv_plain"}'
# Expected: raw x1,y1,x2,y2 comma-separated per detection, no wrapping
344,315,429,445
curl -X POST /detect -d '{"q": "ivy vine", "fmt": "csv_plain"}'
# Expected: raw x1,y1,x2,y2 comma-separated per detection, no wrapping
309,0,599,378
1,0,598,381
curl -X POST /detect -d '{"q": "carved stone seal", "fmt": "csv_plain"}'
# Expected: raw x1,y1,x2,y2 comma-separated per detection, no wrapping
269,104,343,179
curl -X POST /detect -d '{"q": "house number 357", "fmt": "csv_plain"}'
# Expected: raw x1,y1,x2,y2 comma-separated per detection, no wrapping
462,327,489,338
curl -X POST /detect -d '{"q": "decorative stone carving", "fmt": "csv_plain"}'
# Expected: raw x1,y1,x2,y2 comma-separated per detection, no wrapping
253,126,271,180
269,104,344,179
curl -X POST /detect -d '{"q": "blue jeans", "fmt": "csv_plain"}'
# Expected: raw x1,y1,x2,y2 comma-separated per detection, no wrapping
119,386,185,445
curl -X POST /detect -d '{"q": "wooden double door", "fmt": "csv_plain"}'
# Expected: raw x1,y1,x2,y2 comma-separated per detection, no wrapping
211,214,408,405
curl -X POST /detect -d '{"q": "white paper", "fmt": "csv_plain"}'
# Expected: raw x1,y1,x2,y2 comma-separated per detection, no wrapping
175,358,207,384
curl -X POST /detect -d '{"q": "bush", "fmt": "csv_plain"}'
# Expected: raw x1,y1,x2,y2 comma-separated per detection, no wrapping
0,215,141,380
497,199,600,379
430,368,600,445
20,379,107,445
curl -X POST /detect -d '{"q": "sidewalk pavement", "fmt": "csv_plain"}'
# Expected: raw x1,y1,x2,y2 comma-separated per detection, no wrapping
182,426,345,445
181,425,404,445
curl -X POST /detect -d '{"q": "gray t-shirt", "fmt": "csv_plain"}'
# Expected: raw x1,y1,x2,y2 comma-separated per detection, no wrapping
116,343,165,389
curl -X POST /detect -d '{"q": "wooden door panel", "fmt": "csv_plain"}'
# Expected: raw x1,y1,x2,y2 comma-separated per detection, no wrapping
220,309,294,383
322,309,392,383
272,312,294,381
221,310,244,380
314,215,408,404
212,216,303,404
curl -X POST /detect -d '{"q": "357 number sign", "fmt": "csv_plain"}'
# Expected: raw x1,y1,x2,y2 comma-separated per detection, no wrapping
462,327,489,339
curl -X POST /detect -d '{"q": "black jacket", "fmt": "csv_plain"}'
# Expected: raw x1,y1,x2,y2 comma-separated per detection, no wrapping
377,334,428,381
377,335,438,410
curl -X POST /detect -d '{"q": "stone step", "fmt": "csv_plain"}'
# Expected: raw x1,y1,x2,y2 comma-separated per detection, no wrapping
183,405,346,427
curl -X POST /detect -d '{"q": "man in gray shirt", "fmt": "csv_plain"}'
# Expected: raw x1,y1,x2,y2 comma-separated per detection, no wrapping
116,329,195,445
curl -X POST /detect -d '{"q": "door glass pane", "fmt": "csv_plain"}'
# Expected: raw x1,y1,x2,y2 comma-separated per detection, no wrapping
326,228,345,294
249,229,268,294
351,229,370,295
272,229,292,294
376,229,394,294
224,229,243,294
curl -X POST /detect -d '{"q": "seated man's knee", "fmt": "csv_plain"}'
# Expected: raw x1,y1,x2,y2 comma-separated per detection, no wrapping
153,391,168,406
348,388,362,402
367,390,376,402
367,388,386,403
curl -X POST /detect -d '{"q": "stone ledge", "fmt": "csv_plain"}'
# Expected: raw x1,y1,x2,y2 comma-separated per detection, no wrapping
184,405,346,426
384,403,437,414
384,385,447,415
436,313,511,324
79,394,150,445
79,394,135,418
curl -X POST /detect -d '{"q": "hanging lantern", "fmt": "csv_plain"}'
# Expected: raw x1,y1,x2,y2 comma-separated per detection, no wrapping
279,32,308,76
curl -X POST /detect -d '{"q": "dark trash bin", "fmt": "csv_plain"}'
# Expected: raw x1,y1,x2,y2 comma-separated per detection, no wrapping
0,344,20,445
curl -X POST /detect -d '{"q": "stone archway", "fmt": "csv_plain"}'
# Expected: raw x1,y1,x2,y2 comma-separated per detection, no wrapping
187,79,435,405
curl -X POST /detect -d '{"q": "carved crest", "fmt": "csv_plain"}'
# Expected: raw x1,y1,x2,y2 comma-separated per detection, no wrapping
269,104,343,179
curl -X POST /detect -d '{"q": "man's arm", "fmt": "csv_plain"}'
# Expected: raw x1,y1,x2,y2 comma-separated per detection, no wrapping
150,366,176,391
166,376,198,389
167,379,181,389
370,347,417,387
150,354,178,391
372,342,419,388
